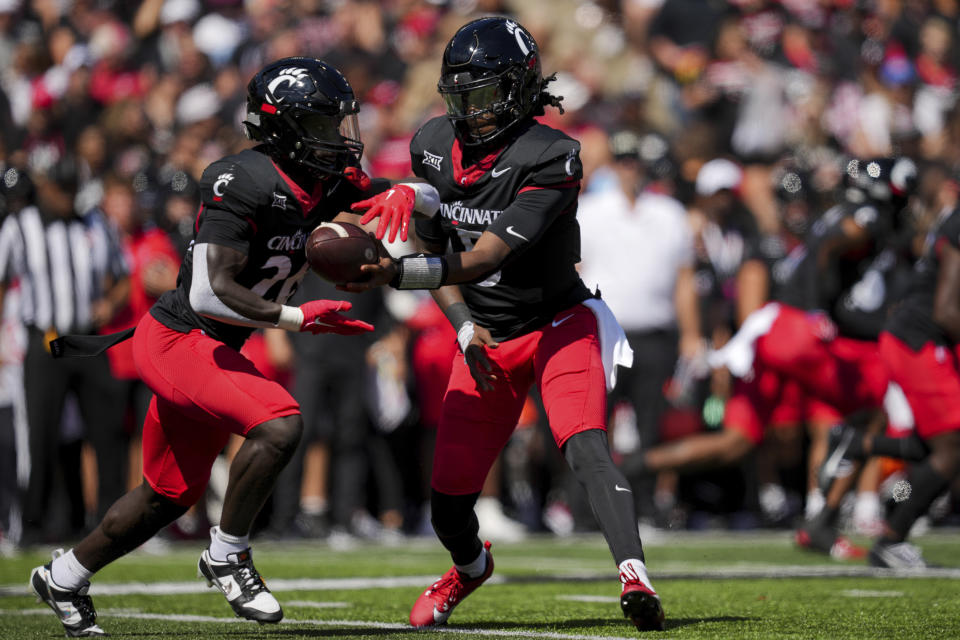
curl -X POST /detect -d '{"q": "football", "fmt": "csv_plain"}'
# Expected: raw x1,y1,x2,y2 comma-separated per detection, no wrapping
305,221,379,284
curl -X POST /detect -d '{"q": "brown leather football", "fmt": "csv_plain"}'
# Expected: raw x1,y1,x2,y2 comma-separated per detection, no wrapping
305,221,379,284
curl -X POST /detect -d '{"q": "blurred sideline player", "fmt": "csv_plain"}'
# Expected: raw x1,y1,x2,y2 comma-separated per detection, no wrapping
780,157,922,554
638,158,917,554
630,166,842,510
347,17,664,631
28,58,394,637
821,189,960,568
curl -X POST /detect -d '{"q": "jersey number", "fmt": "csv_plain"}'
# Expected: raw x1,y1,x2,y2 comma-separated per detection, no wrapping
252,255,308,303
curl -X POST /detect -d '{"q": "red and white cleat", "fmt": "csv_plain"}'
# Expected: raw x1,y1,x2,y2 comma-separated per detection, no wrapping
795,527,866,560
829,536,867,560
409,541,494,627
620,560,665,632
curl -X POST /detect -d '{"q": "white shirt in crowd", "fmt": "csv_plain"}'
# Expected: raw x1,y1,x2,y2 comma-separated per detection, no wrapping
579,186,694,332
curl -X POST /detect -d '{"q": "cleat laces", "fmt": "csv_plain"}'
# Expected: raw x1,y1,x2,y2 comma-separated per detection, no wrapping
72,591,97,624
433,573,462,609
234,559,267,595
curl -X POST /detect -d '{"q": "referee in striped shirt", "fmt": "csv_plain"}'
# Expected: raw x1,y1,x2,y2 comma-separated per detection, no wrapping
0,160,129,543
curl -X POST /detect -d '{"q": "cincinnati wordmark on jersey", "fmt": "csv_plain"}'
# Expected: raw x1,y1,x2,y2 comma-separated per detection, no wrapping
411,117,591,340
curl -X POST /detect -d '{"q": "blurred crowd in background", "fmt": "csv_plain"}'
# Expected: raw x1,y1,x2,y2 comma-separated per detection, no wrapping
2,0,960,551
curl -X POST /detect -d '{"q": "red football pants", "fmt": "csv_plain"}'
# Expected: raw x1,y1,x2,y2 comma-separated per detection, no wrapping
879,332,960,439
724,305,886,441
432,304,606,495
133,313,299,506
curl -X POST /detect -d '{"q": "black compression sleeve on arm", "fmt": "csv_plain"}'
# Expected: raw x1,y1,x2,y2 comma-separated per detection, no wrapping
443,302,473,330
563,429,645,564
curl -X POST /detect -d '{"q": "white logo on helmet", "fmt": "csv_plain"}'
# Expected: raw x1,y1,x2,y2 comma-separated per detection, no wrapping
504,21,530,56
266,67,310,104
891,158,917,193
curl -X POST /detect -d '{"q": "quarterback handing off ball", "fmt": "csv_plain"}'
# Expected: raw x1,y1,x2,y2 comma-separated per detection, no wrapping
306,221,379,284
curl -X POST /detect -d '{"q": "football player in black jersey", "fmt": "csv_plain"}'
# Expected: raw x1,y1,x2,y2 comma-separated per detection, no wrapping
28,58,393,637
346,16,664,632
823,180,960,567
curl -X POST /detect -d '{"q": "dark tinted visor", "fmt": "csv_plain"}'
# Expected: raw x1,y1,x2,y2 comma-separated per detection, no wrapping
439,79,502,118
295,113,343,143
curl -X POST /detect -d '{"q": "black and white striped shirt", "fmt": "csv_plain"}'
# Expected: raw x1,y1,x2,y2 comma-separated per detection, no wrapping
0,205,127,335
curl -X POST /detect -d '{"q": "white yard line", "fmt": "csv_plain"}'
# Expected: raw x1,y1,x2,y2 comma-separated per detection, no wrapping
3,564,959,598
286,600,351,608
557,595,618,603
2,608,654,640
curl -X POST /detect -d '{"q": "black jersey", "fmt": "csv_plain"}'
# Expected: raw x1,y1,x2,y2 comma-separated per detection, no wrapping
412,117,591,340
886,207,960,349
692,206,761,333
774,203,856,312
776,200,905,340
151,147,385,350
765,233,808,305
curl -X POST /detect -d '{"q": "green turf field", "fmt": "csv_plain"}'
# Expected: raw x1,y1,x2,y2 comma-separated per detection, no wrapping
2,530,959,639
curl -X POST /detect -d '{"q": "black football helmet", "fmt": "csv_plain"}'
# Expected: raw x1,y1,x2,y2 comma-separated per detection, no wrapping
843,157,919,239
438,16,561,146
843,157,918,208
243,57,363,177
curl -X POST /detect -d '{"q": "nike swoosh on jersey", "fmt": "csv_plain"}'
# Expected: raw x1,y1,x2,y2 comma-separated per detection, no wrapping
491,166,512,177
615,484,632,493
505,226,529,242
552,313,575,327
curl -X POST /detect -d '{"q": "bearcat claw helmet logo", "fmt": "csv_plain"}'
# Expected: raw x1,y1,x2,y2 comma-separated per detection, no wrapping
266,67,313,104
504,20,532,56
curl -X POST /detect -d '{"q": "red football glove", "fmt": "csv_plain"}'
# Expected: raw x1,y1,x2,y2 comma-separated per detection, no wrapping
342,166,372,191
351,184,415,243
299,300,374,335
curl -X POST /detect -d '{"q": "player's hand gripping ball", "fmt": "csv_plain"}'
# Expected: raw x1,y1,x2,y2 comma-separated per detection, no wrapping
305,221,379,284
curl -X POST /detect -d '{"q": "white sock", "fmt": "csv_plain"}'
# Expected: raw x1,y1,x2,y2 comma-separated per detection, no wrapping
805,488,825,520
455,548,487,579
208,526,250,562
50,549,94,591
619,558,655,593
300,497,328,516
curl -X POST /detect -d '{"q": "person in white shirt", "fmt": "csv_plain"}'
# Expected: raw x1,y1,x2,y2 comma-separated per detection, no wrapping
579,130,702,519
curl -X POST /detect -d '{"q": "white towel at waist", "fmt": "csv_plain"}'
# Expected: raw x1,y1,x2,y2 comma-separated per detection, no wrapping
583,297,634,392
707,302,781,378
